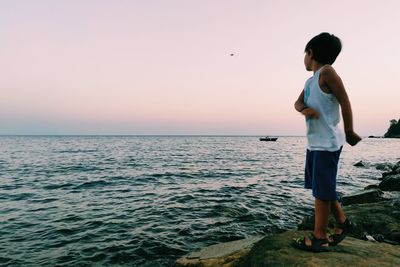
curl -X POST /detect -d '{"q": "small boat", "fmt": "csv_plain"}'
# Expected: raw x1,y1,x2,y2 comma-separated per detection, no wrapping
259,136,278,141
368,135,383,138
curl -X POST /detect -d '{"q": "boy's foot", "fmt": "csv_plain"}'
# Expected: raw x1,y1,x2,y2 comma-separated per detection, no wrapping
292,233,330,252
329,218,353,246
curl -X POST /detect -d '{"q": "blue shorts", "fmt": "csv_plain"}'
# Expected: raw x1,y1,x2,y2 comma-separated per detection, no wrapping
304,147,342,201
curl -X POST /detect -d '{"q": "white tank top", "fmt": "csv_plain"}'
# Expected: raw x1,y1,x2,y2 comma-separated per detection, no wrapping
303,67,345,151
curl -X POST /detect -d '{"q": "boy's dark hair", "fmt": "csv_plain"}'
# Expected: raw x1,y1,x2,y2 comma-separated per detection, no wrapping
305,32,342,65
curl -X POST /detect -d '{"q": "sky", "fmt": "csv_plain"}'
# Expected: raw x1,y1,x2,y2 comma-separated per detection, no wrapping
1,0,399,135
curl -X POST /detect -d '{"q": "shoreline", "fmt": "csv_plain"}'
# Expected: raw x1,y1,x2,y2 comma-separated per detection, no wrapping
176,160,400,266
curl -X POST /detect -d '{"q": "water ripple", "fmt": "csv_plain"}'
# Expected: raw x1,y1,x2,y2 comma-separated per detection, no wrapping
0,136,399,266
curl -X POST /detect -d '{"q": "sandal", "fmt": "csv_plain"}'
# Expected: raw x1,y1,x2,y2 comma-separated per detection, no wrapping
292,233,330,252
329,218,353,246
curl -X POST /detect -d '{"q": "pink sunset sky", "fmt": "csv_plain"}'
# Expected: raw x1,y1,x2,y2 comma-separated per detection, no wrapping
1,0,399,135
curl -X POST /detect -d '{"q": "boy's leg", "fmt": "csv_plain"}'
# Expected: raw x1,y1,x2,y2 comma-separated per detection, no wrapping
302,197,331,247
330,200,346,234
314,198,331,239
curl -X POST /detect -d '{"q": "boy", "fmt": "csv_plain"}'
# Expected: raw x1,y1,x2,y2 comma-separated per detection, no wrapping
293,32,362,252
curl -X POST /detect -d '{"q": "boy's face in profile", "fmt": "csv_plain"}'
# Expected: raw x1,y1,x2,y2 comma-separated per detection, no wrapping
304,50,313,71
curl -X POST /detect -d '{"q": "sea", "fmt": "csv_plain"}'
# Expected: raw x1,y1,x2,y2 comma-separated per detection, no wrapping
1,136,399,266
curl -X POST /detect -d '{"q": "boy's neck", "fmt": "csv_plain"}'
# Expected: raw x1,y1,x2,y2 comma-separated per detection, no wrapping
311,61,325,73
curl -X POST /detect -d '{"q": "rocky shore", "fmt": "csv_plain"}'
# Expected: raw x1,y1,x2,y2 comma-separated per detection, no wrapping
176,161,400,267
384,119,400,138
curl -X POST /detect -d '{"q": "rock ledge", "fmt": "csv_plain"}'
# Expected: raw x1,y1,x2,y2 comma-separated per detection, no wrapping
176,231,400,267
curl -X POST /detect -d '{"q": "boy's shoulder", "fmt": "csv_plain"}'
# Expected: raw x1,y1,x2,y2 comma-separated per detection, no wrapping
320,64,336,75
320,64,340,82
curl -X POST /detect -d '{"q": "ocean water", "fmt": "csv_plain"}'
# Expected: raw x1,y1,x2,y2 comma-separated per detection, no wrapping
0,136,399,266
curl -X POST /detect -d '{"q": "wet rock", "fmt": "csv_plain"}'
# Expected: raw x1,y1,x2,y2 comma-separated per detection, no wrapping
375,163,393,172
341,189,384,206
379,174,400,191
393,163,400,174
383,171,397,178
353,160,366,167
395,161,400,168
383,169,400,177
381,163,400,178
391,197,400,209
364,184,380,190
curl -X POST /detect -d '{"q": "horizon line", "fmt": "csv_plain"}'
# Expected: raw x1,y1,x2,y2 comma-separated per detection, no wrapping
0,134,307,137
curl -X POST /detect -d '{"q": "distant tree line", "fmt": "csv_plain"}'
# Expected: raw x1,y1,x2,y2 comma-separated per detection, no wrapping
384,119,400,138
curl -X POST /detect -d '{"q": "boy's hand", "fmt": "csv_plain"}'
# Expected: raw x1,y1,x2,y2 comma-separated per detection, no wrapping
301,108,319,119
346,130,362,146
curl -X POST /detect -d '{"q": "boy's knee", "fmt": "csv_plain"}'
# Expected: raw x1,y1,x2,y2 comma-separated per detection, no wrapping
315,197,331,203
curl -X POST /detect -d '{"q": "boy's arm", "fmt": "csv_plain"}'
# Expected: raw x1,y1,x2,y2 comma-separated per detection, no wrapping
294,90,319,118
321,66,362,146
294,90,306,112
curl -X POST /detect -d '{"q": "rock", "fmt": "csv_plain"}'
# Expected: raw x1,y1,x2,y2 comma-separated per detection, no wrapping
375,163,393,171
364,184,380,190
394,161,400,170
379,161,400,179
177,231,400,267
298,198,400,243
393,164,400,174
341,189,384,206
384,119,400,138
344,199,400,243
353,160,366,167
391,197,400,209
379,174,400,191
382,170,398,178
238,231,400,267
176,236,263,267
381,163,400,178
354,200,400,241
